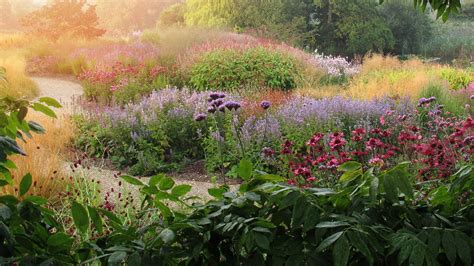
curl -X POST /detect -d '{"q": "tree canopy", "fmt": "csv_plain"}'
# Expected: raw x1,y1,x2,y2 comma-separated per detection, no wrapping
21,0,105,40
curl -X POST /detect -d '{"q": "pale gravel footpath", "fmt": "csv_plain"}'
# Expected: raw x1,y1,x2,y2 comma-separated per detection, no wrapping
32,77,83,111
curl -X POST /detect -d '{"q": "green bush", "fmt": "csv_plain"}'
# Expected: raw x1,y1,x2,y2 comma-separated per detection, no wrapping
113,76,168,105
189,47,300,91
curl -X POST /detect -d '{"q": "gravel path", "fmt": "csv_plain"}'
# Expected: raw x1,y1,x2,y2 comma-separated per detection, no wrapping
33,76,223,199
32,77,83,112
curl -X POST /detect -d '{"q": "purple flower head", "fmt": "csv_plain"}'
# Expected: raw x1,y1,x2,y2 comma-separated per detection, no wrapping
207,106,216,113
260,100,271,110
211,99,224,108
209,92,221,100
225,101,241,111
418,97,428,106
470,95,474,100
417,97,435,107
218,93,226,98
218,104,226,112
194,113,207,122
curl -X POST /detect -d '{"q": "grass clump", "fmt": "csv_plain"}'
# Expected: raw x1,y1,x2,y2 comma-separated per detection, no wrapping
0,51,38,99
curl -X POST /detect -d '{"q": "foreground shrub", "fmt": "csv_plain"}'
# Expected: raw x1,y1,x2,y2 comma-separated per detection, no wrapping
1,92,472,265
189,47,300,91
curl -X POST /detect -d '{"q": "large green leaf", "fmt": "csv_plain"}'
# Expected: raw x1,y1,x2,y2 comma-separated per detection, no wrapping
38,97,62,108
19,173,32,196
108,251,127,265
121,175,144,186
316,221,350,228
316,231,344,252
71,201,89,234
88,207,104,234
237,159,253,181
333,235,350,266
47,232,73,247
171,184,192,197
442,230,457,265
31,103,57,118
159,176,175,190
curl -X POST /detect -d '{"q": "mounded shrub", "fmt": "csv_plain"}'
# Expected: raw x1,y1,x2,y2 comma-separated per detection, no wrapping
189,47,300,91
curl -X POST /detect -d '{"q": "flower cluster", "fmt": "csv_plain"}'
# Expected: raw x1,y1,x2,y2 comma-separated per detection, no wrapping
312,52,360,77
280,106,473,187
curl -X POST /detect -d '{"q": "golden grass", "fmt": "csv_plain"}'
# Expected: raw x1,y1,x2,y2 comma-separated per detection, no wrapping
1,111,74,199
344,54,446,100
295,85,345,99
0,50,38,99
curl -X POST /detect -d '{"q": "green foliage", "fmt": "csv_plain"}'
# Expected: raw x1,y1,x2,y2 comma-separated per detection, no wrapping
184,0,316,47
189,47,300,91
438,67,473,90
315,0,395,56
34,160,469,265
379,1,433,55
380,0,463,21
159,2,186,27
112,75,168,105
418,83,470,116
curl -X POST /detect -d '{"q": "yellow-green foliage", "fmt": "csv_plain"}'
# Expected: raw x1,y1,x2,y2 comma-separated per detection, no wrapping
344,55,438,100
0,51,38,99
437,66,473,90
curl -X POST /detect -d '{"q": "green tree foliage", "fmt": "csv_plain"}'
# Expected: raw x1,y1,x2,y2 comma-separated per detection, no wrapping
314,0,395,56
21,0,105,40
95,0,179,33
380,0,463,21
159,2,186,27
184,0,316,47
379,1,433,55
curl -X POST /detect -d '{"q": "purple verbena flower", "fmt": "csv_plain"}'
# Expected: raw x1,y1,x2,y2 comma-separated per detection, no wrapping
260,100,271,110
194,113,207,122
224,101,241,111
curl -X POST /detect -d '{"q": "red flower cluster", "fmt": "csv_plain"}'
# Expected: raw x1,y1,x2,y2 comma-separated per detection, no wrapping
280,111,473,186
78,62,167,92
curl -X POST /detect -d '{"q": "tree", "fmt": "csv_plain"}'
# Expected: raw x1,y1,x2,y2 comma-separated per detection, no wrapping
184,0,316,47
379,1,433,55
21,0,105,40
0,0,15,28
379,0,462,21
159,2,186,26
314,0,395,57
95,0,178,33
